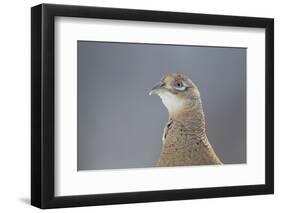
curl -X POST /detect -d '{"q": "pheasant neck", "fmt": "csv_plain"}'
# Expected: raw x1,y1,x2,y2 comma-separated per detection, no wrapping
169,103,207,140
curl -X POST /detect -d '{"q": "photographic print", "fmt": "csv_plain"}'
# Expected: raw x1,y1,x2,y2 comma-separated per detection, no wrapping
77,41,246,170
31,4,273,208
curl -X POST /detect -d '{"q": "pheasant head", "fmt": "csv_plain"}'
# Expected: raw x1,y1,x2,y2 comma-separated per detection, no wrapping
149,73,202,116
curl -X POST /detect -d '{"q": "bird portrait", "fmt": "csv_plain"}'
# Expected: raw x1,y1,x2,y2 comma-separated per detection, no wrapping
149,73,222,167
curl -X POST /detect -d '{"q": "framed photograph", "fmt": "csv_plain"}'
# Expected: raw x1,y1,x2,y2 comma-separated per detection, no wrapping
31,3,274,209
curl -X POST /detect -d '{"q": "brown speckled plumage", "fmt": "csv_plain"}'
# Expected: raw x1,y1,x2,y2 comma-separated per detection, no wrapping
158,105,221,166
150,73,222,167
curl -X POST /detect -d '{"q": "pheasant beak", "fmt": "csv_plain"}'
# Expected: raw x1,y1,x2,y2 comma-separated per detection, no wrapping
149,82,165,96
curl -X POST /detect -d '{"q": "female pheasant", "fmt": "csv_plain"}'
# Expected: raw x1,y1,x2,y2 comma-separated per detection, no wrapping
149,73,222,167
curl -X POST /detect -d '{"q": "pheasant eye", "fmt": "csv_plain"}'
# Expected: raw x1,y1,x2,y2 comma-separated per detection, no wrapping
173,80,183,88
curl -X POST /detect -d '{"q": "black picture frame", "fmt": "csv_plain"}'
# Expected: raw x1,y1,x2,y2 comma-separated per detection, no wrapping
31,3,274,209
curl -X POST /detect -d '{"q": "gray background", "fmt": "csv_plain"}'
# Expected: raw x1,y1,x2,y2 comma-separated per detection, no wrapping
78,41,246,170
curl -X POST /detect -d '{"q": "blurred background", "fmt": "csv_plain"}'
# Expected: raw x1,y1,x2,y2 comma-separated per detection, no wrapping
78,41,246,170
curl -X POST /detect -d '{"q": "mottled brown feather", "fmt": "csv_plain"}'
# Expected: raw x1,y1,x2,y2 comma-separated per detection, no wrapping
158,117,222,166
